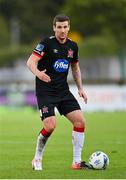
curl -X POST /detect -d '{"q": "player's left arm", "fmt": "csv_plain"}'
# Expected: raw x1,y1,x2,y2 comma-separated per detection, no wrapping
71,62,87,104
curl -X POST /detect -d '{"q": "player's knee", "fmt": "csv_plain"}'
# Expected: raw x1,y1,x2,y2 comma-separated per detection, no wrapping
79,120,85,129
47,123,56,133
43,116,56,133
74,119,85,130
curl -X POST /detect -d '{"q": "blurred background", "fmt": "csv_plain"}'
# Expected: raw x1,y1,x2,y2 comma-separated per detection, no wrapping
0,0,126,111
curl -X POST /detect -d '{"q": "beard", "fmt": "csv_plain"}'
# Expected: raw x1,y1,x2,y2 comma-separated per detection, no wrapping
59,34,67,41
59,36,65,40
55,32,68,43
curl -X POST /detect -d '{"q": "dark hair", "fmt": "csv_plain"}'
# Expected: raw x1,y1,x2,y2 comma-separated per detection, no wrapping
53,14,70,26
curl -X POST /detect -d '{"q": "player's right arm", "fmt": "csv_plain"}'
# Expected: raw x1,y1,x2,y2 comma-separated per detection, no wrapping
27,40,51,83
27,54,51,83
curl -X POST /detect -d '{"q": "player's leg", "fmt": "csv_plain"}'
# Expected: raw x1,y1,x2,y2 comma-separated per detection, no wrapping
66,110,91,169
32,116,56,170
57,92,91,169
66,110,86,166
32,95,56,170
34,116,56,160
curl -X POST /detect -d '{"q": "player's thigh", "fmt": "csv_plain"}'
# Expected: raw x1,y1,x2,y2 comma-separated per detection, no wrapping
66,110,86,128
57,91,80,116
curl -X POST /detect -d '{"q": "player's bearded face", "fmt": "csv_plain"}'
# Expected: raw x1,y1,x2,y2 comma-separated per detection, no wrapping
53,21,70,42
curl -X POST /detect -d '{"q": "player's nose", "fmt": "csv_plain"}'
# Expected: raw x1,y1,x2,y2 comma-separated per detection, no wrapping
61,28,65,32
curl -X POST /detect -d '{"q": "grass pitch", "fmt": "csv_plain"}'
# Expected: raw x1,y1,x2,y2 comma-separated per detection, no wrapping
0,107,126,179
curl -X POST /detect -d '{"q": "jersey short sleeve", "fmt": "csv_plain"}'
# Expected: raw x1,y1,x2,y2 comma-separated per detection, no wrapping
71,42,79,63
32,38,48,58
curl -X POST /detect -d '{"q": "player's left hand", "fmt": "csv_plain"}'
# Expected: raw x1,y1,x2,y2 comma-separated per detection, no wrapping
78,89,88,104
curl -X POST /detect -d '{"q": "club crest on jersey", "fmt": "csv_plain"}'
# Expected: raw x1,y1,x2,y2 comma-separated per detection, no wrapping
68,49,73,58
53,59,69,72
42,106,49,114
35,44,44,52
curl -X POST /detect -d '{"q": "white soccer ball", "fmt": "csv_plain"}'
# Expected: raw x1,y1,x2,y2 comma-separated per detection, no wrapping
89,151,109,170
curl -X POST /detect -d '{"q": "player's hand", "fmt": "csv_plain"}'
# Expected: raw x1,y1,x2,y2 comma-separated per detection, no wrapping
78,89,88,104
37,69,51,83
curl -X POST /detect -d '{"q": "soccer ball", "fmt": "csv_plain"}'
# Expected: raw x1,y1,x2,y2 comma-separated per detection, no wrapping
89,151,109,170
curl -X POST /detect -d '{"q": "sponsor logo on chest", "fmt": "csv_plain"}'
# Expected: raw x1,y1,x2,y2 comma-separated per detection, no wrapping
53,59,69,72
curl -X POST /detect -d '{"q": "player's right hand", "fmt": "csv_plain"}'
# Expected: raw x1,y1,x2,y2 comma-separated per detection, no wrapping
38,69,51,83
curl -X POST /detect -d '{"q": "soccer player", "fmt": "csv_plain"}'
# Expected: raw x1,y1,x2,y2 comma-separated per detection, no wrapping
27,14,90,170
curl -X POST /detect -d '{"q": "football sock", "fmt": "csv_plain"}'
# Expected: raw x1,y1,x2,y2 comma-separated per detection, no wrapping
72,127,85,164
34,128,51,160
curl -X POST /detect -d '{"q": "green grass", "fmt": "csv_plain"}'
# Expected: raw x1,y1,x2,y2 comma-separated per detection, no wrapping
0,107,126,179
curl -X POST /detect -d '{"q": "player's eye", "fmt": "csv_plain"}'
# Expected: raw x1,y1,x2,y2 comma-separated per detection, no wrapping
57,26,62,29
64,26,67,28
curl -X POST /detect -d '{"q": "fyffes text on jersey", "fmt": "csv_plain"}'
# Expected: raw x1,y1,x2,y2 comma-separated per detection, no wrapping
53,59,69,72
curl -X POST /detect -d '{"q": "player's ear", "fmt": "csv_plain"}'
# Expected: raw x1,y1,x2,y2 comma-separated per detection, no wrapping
53,25,56,32
68,25,70,31
68,24,70,31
